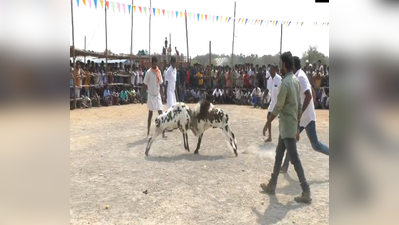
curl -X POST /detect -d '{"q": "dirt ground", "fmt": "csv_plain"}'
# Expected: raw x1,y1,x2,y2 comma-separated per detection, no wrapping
70,103,329,225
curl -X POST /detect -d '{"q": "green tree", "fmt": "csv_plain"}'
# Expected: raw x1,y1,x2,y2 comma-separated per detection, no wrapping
301,46,329,66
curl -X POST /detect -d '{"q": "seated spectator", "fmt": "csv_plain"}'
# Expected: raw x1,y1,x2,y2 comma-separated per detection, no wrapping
225,88,235,104
212,87,223,104
119,87,129,105
103,86,112,106
251,84,262,108
128,87,137,103
234,87,243,105
260,88,271,109
91,88,101,107
190,88,200,102
112,88,120,105
199,89,208,101
185,88,194,103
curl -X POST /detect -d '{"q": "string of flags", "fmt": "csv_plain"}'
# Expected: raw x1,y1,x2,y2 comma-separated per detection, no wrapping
73,0,329,27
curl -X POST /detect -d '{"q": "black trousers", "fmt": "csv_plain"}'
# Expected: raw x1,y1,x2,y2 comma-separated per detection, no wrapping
271,136,310,192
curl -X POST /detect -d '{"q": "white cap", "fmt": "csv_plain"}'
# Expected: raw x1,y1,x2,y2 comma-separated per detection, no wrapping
305,60,309,63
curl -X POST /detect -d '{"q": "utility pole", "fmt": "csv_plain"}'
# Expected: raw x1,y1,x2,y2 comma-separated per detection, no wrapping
185,10,189,64
231,1,236,68
130,0,134,71
71,0,76,109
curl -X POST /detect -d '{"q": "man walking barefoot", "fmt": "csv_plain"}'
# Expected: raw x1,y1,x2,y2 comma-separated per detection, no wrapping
142,56,167,139
165,56,177,109
261,52,311,204
264,63,282,142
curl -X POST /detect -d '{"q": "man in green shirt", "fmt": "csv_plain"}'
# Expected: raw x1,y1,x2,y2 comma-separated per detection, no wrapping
119,87,129,105
261,51,312,204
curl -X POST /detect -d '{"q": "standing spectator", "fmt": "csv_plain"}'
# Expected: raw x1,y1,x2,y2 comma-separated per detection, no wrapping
103,86,112,106
234,87,243,105
205,66,211,90
243,70,250,89
313,60,325,108
74,62,83,101
165,37,168,49
196,69,204,88
220,67,226,88
175,47,180,60
264,63,282,142
261,51,311,204
226,67,232,89
165,56,177,109
131,66,137,86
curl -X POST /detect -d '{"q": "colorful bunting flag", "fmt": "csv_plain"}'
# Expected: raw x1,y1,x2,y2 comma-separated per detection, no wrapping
180,12,183,18
201,14,203,20
301,22,303,26
327,22,329,26
122,3,125,13
105,1,109,10
162,9,165,16
76,0,80,7
82,0,86,6
238,18,241,23
275,21,278,26
157,8,160,16
260,20,263,26
100,0,103,9
288,21,291,26
216,16,219,22
172,10,174,18
144,7,147,15
151,8,154,16
111,2,115,12
245,19,248,24
176,11,178,18
228,17,231,23
184,12,187,18
220,16,223,22
189,12,191,20
116,3,120,12
133,5,136,12
88,0,91,8
197,13,199,21
205,15,207,21
94,0,97,8
128,4,131,14
139,6,141,13
213,15,215,22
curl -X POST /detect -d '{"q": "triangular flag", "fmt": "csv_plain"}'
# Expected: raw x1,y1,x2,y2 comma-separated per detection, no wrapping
82,0,86,6
213,15,215,22
220,16,223,22
133,5,136,12
151,8,154,16
123,4,126,13
189,12,191,20
288,21,291,26
276,21,278,26
301,22,304,26
88,0,91,8
116,3,120,12
273,20,275,26
216,16,219,22
176,11,178,18
327,22,329,26
76,0,80,7
162,9,165,16
201,14,203,21
228,17,231,23
180,12,183,18
184,12,187,18
139,6,142,13
111,2,115,12
105,1,109,10
158,9,160,16
144,7,147,15
94,0,97,8
197,13,199,21
205,15,207,21
172,10,174,18
167,10,170,17
260,20,263,26
245,19,248,24
255,19,257,24
238,18,241,23
251,19,254,25
100,0,104,9
128,5,131,14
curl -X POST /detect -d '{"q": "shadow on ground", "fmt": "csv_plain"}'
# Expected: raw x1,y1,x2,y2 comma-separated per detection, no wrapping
127,138,148,149
145,153,226,162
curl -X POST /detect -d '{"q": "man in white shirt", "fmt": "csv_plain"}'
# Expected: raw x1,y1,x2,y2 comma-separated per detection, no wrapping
280,56,329,173
142,56,166,139
103,86,111,106
234,87,243,104
264,63,282,142
212,87,223,104
165,56,177,109
131,66,137,86
251,83,262,108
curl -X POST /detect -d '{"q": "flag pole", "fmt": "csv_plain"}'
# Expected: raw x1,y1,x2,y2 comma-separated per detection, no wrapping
130,0,134,72
105,2,108,71
185,10,189,64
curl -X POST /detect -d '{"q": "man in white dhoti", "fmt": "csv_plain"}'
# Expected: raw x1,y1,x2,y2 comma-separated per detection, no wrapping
165,56,177,109
142,56,167,139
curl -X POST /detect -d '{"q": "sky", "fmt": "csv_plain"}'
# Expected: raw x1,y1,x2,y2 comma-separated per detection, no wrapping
69,0,329,58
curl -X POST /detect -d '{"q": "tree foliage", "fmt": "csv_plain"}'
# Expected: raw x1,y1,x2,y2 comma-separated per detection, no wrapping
301,46,329,66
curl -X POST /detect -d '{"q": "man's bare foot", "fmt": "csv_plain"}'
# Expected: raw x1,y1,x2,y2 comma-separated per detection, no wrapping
265,137,272,142
162,135,167,139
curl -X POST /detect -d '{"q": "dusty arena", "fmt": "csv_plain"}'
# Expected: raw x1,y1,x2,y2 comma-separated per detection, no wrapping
70,104,329,225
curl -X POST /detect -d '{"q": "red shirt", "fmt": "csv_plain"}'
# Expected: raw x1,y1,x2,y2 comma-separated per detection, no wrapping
185,70,190,84
244,74,250,88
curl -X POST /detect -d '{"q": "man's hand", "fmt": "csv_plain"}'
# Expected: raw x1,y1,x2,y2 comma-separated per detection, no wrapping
263,121,271,136
296,132,300,141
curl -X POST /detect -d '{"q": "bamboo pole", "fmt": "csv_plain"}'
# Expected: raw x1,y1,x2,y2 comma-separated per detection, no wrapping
231,1,236,68
185,10,189,64
71,0,76,109
279,23,283,69
105,3,108,71
149,0,151,56
84,36,86,64
130,0,134,72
